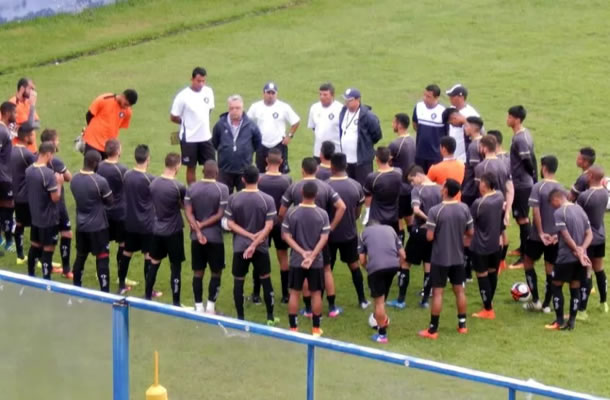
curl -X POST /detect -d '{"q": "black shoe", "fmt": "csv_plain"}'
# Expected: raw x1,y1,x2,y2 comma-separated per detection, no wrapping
281,296,289,304
560,320,575,331
249,294,262,305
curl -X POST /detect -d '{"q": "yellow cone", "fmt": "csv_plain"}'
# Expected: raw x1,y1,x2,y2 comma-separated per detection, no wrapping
146,351,168,400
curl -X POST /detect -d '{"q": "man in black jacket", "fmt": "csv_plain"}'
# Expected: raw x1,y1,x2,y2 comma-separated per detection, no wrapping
212,94,262,193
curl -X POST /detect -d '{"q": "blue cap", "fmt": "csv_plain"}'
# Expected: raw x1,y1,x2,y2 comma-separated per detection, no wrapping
263,82,278,93
342,88,361,100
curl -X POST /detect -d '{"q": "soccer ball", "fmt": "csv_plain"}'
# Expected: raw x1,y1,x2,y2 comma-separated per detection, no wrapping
511,282,531,302
367,313,390,329
221,217,231,231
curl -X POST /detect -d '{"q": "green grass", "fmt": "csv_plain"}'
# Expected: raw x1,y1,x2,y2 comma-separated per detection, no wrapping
1,0,610,398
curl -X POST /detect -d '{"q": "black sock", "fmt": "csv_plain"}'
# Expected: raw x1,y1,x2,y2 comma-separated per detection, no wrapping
289,314,298,329
303,296,312,313
144,258,151,282
261,277,275,320
542,274,552,308
208,276,221,303
595,270,607,303
397,269,410,303
15,225,25,259
60,237,71,273
41,250,54,280
519,223,529,256
458,313,467,329
252,274,261,298
170,263,182,306
118,254,131,289
280,270,289,299
525,268,539,302
233,278,245,320
378,317,388,335
116,245,124,271
477,276,492,310
96,256,110,292
327,294,336,309
569,287,580,322
579,278,592,311
501,244,509,260
422,272,431,303
464,248,472,279
351,268,366,304
72,253,87,286
428,315,440,333
193,276,203,304
145,263,160,300
1,207,13,244
552,284,564,325
488,270,498,301
27,246,41,277
312,314,321,328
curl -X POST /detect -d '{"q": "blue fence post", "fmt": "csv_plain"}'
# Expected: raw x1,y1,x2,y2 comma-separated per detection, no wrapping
112,300,129,400
508,388,516,400
307,344,315,400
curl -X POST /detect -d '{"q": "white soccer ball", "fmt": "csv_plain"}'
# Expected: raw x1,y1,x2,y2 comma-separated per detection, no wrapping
221,217,231,231
511,282,531,303
367,313,389,329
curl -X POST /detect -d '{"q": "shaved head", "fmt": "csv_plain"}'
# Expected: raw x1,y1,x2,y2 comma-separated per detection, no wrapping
203,160,218,179
588,165,605,184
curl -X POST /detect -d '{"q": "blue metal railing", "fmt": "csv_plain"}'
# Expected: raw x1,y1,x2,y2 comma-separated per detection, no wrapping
0,270,604,400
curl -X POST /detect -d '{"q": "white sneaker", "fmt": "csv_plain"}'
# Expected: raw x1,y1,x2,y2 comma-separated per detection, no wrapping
523,300,543,312
361,207,370,225
360,300,371,309
194,303,204,313
542,306,552,314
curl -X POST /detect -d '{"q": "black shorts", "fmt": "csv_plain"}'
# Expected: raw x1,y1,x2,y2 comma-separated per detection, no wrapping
31,225,59,246
525,240,558,264
322,245,330,266
553,262,587,283
288,267,325,292
124,231,152,254
406,226,432,265
430,264,465,288
346,162,373,186
232,250,271,278
256,143,289,174
15,202,31,227
587,243,605,259
471,251,501,273
368,268,399,298
57,207,71,232
76,229,110,256
512,187,532,220
180,140,215,168
149,231,186,264
329,237,359,267
268,224,288,250
84,143,107,160
191,241,225,273
380,220,400,235
399,193,413,218
0,181,13,201
108,218,125,243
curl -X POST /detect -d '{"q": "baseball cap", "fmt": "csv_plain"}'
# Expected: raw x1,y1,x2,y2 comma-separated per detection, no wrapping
445,84,468,97
18,121,40,134
342,88,361,100
263,82,278,93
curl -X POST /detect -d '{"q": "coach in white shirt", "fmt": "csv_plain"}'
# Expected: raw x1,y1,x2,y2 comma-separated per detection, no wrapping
307,82,342,161
445,84,480,162
247,82,300,174
170,66,215,185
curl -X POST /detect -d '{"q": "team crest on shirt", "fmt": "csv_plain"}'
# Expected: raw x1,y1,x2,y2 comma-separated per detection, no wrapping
328,113,335,120
119,112,125,118
431,113,437,119
272,112,279,119
204,97,209,104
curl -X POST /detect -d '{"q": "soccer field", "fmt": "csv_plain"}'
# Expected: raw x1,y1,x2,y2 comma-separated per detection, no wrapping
1,0,610,397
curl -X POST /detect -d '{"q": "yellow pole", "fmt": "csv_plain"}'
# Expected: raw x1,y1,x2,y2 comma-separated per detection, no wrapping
145,351,168,400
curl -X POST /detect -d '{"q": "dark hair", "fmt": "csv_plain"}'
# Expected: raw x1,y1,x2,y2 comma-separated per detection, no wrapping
267,147,283,165
203,160,218,179
487,130,503,145
541,155,558,174
319,82,335,95
480,135,497,152
442,107,459,124
192,67,207,78
105,139,121,157
579,147,596,165
0,101,16,115
123,89,138,106
394,113,410,129
17,78,29,91
302,181,318,200
302,157,318,175
320,141,335,160
407,165,424,178
243,165,259,184
17,126,34,140
375,146,391,164
480,172,496,190
134,144,149,164
425,84,441,97
548,188,566,202
83,150,101,170
444,178,461,198
38,141,56,155
330,153,347,172
508,105,527,122
466,116,484,130
164,152,181,168
40,128,57,143
440,136,456,154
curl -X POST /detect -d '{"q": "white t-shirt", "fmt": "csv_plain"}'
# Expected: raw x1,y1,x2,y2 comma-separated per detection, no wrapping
170,86,215,143
448,103,479,162
247,99,300,148
307,100,342,157
340,108,360,163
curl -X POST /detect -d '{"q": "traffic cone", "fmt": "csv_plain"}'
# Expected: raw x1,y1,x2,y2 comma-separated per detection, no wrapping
146,351,168,400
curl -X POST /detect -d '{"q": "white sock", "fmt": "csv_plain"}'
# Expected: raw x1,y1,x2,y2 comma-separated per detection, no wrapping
362,207,370,225
195,302,204,312
206,301,215,313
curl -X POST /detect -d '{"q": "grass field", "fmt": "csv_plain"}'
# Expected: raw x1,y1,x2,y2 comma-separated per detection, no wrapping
1,0,610,397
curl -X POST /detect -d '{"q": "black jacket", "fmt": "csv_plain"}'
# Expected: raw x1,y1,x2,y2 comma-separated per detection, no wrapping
212,113,262,173
338,104,382,165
